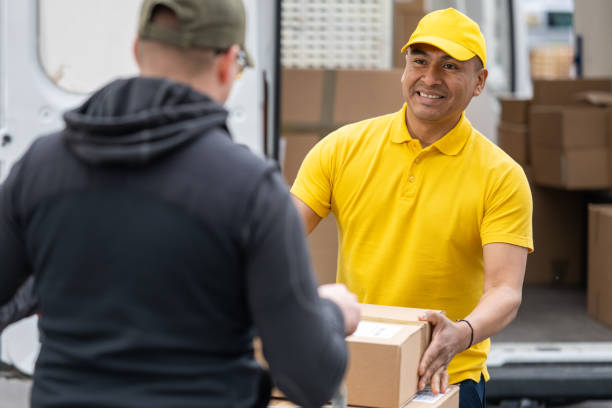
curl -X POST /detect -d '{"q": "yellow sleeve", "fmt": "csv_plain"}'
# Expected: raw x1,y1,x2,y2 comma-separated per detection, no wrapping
481,163,534,252
290,134,338,219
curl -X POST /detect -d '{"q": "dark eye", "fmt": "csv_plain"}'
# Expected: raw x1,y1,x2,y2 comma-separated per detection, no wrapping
443,63,458,70
413,58,426,65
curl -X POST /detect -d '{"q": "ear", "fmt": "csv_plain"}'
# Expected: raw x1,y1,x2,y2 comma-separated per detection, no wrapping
217,44,240,85
472,68,488,97
133,37,142,70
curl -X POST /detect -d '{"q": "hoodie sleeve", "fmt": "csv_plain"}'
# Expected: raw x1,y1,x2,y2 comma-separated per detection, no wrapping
0,160,33,307
243,169,347,408
0,276,38,332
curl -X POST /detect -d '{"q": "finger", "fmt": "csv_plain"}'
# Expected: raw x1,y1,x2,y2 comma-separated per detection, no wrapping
418,310,435,322
431,366,447,395
417,349,437,390
418,338,443,375
418,344,435,376
430,370,440,395
440,371,449,394
420,355,447,390
418,363,435,391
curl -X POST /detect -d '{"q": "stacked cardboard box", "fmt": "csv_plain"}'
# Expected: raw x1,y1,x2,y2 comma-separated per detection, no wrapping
525,169,586,285
497,98,530,166
281,68,405,135
587,204,612,328
496,82,612,285
529,78,612,190
393,0,426,68
281,68,405,285
263,304,457,408
530,106,610,189
345,304,436,408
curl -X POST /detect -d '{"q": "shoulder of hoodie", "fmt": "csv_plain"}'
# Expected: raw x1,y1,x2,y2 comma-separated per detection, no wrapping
0,132,68,218
186,125,279,182
10,129,280,206
5,131,67,183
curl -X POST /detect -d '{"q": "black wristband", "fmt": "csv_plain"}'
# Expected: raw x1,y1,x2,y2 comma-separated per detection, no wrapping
457,319,474,350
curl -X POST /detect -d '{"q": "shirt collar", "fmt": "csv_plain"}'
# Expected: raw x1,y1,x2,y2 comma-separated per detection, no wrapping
391,103,472,156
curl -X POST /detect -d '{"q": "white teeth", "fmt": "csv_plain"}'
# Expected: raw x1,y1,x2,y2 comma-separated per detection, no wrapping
418,92,442,99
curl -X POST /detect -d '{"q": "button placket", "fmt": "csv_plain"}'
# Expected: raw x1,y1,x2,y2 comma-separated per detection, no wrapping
401,148,422,199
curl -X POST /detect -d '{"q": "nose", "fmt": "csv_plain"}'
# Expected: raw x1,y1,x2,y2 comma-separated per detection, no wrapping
421,64,443,86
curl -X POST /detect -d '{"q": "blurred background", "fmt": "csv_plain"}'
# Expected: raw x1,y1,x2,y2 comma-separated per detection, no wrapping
1,0,612,407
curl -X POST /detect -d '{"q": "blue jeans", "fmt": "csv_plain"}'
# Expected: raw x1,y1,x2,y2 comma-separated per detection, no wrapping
458,375,486,408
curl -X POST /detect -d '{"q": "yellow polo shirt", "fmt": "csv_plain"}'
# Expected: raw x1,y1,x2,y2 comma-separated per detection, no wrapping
291,104,533,384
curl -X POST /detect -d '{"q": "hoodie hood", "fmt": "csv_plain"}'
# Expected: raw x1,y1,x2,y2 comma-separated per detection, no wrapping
63,77,229,165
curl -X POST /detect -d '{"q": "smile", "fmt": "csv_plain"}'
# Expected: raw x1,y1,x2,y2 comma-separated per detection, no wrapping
417,91,443,99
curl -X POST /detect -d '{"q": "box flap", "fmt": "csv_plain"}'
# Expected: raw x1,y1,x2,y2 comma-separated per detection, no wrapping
360,303,443,323
533,79,612,105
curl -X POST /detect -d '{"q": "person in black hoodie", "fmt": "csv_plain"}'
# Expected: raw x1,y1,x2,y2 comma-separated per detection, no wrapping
0,1,360,407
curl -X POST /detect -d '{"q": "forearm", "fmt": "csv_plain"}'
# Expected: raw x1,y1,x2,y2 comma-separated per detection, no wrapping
0,277,38,332
0,180,32,305
246,172,347,407
417,245,527,393
464,284,522,345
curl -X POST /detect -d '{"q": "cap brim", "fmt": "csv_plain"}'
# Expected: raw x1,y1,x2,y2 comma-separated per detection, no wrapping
401,35,475,62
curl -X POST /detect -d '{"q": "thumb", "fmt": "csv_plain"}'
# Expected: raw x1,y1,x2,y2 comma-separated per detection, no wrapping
419,310,444,325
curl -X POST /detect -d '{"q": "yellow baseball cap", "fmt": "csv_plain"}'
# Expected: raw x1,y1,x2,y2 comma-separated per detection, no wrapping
401,8,486,68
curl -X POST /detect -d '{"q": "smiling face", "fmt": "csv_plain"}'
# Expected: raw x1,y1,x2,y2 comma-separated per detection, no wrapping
401,43,487,129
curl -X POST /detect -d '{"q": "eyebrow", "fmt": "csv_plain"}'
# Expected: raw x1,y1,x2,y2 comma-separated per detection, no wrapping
408,47,457,61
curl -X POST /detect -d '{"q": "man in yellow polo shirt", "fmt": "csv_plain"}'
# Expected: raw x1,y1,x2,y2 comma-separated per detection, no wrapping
291,8,533,408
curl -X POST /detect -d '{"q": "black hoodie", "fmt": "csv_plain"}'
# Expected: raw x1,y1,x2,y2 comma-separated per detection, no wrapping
0,78,347,408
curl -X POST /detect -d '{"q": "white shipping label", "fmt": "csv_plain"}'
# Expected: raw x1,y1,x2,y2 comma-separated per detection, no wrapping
411,387,448,403
352,321,404,339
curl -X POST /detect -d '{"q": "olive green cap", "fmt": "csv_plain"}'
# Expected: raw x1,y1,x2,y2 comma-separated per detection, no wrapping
138,0,254,67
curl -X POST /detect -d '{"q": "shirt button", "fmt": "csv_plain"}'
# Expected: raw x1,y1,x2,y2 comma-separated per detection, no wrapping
415,157,421,164
409,176,416,182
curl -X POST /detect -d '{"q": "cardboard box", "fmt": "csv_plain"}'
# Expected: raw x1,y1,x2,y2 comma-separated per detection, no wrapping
333,70,405,124
497,122,529,165
308,215,338,285
525,170,586,285
577,91,612,107
499,98,530,124
588,204,612,328
281,68,405,132
529,106,608,149
394,0,425,13
281,70,325,126
281,134,320,185
405,386,460,408
256,304,438,405
531,147,609,190
393,0,425,68
345,304,437,408
532,78,612,105
528,106,611,189
268,384,459,408
608,110,612,183
281,134,338,286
